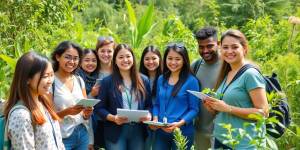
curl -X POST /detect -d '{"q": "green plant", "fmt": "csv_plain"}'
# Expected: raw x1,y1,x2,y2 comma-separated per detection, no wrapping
124,0,155,49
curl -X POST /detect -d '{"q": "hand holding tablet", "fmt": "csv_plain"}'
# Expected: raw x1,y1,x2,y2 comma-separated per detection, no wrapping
143,121,170,127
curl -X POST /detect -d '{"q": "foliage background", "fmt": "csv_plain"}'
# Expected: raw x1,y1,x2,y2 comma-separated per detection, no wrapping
0,0,300,149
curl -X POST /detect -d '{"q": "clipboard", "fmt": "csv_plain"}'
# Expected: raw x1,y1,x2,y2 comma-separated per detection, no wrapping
143,121,170,127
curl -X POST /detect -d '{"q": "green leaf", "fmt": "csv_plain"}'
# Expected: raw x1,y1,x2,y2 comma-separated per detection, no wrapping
0,54,16,70
125,0,137,27
266,136,278,150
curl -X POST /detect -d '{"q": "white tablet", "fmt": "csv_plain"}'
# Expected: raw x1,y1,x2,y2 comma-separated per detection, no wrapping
76,99,101,107
117,108,149,122
187,90,209,100
143,121,170,127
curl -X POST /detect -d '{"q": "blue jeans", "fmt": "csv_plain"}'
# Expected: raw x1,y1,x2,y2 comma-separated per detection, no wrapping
145,128,155,150
105,124,144,150
63,124,89,150
153,129,194,150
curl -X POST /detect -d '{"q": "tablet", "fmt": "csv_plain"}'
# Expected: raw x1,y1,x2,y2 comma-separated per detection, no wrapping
76,99,101,107
143,121,170,127
187,90,209,100
117,108,149,122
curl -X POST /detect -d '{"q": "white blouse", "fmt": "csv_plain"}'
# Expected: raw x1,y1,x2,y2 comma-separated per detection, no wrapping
52,75,93,144
8,107,65,150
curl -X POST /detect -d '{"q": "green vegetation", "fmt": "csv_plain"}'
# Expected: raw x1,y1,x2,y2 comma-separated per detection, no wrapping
0,0,300,149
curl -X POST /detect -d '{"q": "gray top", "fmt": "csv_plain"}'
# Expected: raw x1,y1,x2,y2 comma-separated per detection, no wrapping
191,58,222,134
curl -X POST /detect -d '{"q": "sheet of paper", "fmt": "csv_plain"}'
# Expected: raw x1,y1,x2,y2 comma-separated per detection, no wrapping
143,121,170,127
76,99,101,107
186,90,208,100
117,108,149,122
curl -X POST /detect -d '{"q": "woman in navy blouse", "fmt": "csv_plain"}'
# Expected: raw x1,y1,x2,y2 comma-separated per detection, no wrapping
95,44,152,150
151,43,201,149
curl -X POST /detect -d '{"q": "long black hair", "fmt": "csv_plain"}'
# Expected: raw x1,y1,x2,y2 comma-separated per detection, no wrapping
139,45,162,98
163,43,191,97
112,44,146,100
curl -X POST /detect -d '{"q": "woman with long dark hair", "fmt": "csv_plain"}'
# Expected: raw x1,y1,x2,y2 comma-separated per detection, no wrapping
51,41,94,150
139,45,162,150
95,44,152,150
4,51,64,149
151,43,200,149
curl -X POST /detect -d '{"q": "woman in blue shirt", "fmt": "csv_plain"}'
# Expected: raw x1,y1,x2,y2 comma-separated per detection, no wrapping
95,44,152,150
152,43,200,150
204,29,269,149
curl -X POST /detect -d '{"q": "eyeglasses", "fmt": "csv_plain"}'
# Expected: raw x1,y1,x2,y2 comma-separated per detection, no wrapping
97,36,114,43
166,43,185,49
63,54,79,62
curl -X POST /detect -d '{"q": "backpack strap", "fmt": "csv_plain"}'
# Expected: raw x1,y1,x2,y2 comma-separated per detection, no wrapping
219,64,252,100
193,59,203,74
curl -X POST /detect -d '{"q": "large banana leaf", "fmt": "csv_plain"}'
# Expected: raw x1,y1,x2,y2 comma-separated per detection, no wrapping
125,0,155,49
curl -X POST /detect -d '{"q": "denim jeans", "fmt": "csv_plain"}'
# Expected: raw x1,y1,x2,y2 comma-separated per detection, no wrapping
105,124,144,150
63,124,89,150
153,129,194,150
144,128,155,150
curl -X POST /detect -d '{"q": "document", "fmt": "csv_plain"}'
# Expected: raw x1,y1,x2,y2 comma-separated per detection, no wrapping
186,90,209,100
117,108,149,122
76,99,101,107
143,121,170,127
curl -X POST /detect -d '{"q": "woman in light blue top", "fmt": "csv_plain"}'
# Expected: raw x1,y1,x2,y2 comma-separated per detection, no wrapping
204,29,269,149
151,43,200,150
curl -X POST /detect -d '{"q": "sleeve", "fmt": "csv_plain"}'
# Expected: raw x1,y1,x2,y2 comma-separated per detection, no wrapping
95,78,110,120
244,69,265,92
182,76,200,124
8,109,35,150
152,76,162,117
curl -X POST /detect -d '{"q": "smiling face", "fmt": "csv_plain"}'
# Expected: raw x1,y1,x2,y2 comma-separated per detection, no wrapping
56,48,79,73
81,52,97,73
166,49,184,74
115,48,134,72
221,36,247,65
28,62,54,96
97,43,114,65
143,51,160,72
198,37,219,63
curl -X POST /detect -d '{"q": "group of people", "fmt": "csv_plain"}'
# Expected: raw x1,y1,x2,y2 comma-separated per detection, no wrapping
3,27,269,150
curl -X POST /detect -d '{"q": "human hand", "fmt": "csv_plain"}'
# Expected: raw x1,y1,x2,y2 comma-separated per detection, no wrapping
149,117,160,130
114,115,128,125
83,107,93,119
204,97,230,113
161,122,182,133
66,105,85,116
90,85,100,97
88,144,94,150
139,113,151,122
